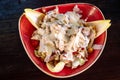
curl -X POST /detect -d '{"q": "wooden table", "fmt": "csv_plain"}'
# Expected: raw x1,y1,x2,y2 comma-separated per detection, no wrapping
0,0,120,80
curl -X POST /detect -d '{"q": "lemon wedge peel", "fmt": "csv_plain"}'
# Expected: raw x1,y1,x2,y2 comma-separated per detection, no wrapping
46,61,65,73
87,20,111,38
24,8,45,29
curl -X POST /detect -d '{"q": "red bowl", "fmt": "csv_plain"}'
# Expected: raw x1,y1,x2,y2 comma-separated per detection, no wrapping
19,3,106,78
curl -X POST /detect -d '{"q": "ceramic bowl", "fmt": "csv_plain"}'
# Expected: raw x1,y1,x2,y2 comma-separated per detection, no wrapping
19,3,106,78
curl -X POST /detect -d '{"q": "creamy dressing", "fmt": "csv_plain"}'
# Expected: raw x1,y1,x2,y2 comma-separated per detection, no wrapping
32,5,96,69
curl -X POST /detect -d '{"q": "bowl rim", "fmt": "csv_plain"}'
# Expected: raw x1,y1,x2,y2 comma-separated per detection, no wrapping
18,3,107,78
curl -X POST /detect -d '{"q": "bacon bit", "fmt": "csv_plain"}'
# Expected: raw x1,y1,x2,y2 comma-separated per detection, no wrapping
73,51,78,55
81,48,84,50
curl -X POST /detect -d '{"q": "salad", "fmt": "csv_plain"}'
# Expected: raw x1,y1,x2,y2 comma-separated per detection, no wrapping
24,5,111,72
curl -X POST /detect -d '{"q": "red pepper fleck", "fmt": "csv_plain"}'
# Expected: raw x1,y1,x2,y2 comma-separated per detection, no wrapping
81,48,84,50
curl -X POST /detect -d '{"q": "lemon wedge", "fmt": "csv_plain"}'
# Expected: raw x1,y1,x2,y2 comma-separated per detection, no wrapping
24,8,45,29
46,61,65,72
87,20,111,38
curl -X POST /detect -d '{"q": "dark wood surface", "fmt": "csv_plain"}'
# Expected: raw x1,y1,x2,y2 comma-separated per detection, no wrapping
0,0,120,80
